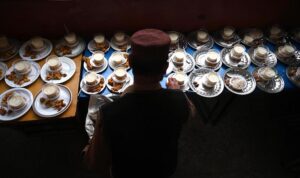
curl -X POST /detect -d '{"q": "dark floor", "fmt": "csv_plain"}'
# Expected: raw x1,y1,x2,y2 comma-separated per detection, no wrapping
0,97,299,178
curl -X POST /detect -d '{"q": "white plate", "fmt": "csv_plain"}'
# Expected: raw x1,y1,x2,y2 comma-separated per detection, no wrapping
110,35,131,52
83,55,108,73
188,68,224,98
55,37,86,58
80,74,107,95
0,62,8,81
40,56,76,84
248,46,277,67
106,72,133,94
167,50,195,74
223,68,256,95
193,50,222,71
5,61,40,88
221,48,251,69
0,88,33,121
87,40,110,53
108,51,130,70
213,32,241,48
32,84,72,118
187,31,214,50
166,73,190,91
253,67,284,93
0,39,19,62
19,39,53,61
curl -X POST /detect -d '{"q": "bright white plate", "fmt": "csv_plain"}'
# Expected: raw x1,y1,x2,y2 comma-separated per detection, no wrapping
0,62,8,81
106,72,133,94
32,84,72,118
5,61,40,88
80,74,107,95
83,55,108,73
19,38,53,61
40,56,76,84
108,51,130,70
55,37,86,58
87,40,110,53
0,88,33,121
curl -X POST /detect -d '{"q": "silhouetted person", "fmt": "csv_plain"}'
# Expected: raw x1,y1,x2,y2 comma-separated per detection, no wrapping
83,29,197,178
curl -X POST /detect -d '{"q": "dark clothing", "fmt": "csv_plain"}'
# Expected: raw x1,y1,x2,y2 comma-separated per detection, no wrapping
101,89,190,178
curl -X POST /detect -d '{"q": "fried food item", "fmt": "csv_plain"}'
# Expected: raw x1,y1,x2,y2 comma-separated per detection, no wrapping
95,41,109,52
82,56,93,70
123,53,130,68
40,97,66,111
288,67,297,77
57,45,72,55
46,71,67,80
6,72,30,85
87,78,105,92
1,92,13,106
24,46,37,59
193,81,199,88
108,77,124,92
0,107,7,116
0,69,2,77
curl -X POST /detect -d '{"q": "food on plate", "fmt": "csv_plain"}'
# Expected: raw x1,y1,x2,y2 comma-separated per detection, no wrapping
222,26,235,41
6,71,30,85
56,45,72,55
46,71,67,80
83,56,93,70
111,53,129,68
43,84,60,100
94,34,109,52
83,72,105,93
254,46,268,61
93,52,105,66
196,30,209,43
40,97,66,111
230,44,245,62
277,44,295,58
64,33,78,48
113,32,129,51
202,72,219,88
227,76,247,91
47,56,62,71
7,94,26,111
172,51,185,68
205,51,219,67
108,68,128,92
30,37,45,51
1,92,13,106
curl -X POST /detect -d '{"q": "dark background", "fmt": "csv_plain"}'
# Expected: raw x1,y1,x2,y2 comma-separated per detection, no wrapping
0,0,299,38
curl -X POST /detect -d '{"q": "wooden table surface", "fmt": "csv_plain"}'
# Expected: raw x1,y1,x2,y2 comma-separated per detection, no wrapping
0,52,82,123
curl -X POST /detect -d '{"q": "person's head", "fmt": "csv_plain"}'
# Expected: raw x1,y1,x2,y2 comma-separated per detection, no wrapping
129,29,171,82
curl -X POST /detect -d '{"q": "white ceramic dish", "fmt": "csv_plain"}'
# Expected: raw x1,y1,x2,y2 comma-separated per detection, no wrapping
80,74,106,95
19,38,53,61
40,56,76,84
5,61,40,88
55,37,86,58
0,88,33,121
32,84,72,118
83,55,108,73
88,40,110,53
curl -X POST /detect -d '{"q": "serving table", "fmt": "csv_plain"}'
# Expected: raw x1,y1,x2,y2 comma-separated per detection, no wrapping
0,51,82,124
